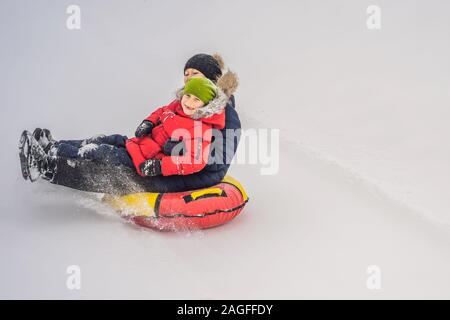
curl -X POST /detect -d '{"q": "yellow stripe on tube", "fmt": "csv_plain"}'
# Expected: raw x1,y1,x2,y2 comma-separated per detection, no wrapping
221,175,249,201
103,192,159,217
190,188,223,200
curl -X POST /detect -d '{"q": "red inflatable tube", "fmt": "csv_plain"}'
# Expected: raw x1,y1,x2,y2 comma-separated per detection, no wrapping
104,176,249,231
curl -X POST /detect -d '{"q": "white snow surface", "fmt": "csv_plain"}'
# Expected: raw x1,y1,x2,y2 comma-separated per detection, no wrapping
1,0,450,299
77,143,99,157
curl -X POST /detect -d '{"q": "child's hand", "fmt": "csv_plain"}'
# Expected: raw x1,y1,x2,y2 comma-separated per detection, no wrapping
139,159,162,177
135,120,154,138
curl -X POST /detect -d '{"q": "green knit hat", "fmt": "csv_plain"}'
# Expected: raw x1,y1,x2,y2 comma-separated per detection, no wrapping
183,77,217,104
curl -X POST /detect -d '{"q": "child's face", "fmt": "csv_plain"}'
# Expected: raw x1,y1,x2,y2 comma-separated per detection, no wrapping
184,68,205,84
181,94,205,116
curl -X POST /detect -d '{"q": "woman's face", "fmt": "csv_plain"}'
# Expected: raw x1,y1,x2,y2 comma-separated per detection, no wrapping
184,68,205,84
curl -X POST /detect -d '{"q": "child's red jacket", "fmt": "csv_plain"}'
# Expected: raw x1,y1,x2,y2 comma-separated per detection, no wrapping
126,99,225,176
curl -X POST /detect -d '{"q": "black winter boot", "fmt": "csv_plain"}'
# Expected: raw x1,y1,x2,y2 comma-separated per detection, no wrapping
33,128,56,154
19,131,57,182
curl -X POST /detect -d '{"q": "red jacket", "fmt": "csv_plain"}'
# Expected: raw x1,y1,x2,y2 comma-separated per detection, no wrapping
126,99,225,176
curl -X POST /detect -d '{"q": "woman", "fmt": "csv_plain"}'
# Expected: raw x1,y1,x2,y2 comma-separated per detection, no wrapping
19,53,241,195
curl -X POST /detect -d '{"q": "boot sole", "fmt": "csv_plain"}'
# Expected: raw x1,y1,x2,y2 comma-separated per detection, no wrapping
18,130,31,181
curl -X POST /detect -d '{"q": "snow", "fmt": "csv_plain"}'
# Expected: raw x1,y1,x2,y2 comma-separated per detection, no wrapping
77,143,99,157
1,0,450,299
66,159,77,168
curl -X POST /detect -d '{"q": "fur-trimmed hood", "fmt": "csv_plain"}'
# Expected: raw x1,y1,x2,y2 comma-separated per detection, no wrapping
176,70,239,120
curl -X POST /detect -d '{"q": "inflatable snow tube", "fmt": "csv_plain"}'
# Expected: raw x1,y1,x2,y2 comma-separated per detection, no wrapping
103,176,249,231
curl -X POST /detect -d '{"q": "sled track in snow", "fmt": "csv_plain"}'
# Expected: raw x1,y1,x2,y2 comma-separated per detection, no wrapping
241,111,450,230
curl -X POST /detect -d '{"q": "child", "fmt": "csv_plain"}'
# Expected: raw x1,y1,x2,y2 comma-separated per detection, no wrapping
126,71,238,177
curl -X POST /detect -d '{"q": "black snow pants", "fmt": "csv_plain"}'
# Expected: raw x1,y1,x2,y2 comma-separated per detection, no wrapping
49,134,226,195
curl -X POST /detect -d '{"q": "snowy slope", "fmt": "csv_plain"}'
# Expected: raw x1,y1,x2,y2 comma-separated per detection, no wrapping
1,0,450,298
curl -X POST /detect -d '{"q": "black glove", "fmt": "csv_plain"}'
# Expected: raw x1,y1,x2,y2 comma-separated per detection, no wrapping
163,139,185,156
139,159,162,176
135,120,154,138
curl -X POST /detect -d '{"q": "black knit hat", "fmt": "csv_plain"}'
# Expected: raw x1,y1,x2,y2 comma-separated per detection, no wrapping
184,54,223,82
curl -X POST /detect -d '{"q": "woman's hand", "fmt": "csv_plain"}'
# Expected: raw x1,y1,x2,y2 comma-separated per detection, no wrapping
163,139,185,156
